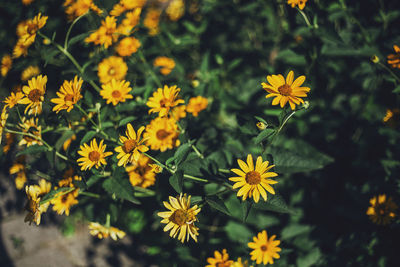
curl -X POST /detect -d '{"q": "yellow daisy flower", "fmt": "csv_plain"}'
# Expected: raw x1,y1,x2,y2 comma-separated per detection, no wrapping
4,91,24,109
24,179,52,225
10,162,27,190
166,0,185,21
100,79,133,106
21,65,40,81
287,0,308,10
51,173,81,216
51,76,83,113
18,74,47,115
1,54,12,77
88,222,126,240
20,13,48,45
125,154,156,188
18,117,43,147
64,0,103,21
13,39,32,58
248,230,281,265
366,194,398,225
98,56,128,84
117,8,142,35
77,138,113,171
143,8,161,36
206,249,234,267
0,108,8,144
231,257,249,267
157,193,201,243
115,123,149,167
144,117,181,152
85,16,117,48
387,45,400,69
171,105,186,121
116,37,141,57
229,154,278,203
186,96,208,117
153,56,176,75
146,85,185,117
262,70,310,110
110,0,146,17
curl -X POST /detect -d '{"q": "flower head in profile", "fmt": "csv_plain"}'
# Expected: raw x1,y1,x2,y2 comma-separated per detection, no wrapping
144,8,161,36
85,16,117,48
157,193,201,243
18,117,42,147
117,8,142,35
248,230,281,265
153,57,176,75
262,70,310,110
110,0,146,16
24,179,52,225
287,0,308,10
100,79,133,106
51,76,83,113
206,249,233,267
21,65,40,81
387,45,400,69
115,123,149,166
229,154,278,203
64,0,103,21
144,117,181,152
367,194,397,225
147,85,185,117
3,133,15,154
186,96,208,117
98,56,128,84
77,138,113,171
1,54,12,77
18,74,47,115
89,222,126,240
4,92,24,109
20,13,48,45
51,169,81,216
126,154,156,188
13,39,33,58
116,37,141,57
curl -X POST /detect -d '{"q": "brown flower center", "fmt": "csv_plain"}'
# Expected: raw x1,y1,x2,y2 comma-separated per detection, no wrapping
88,151,101,162
108,68,116,76
245,171,261,185
64,94,74,102
27,24,38,35
61,194,69,203
28,89,42,102
260,244,268,251
169,209,188,226
156,129,170,140
123,139,137,153
112,90,121,98
278,84,292,96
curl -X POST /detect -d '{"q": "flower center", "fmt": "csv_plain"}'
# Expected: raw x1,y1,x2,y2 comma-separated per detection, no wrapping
64,94,74,102
156,129,170,140
27,24,38,35
88,151,101,162
278,84,292,96
28,89,42,102
112,90,121,98
260,244,268,251
216,263,230,267
170,209,188,226
61,194,69,203
108,68,116,76
123,139,137,153
245,171,261,185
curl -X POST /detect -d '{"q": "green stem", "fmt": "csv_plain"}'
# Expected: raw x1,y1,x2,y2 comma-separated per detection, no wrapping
183,174,208,183
64,13,87,50
79,191,101,198
133,186,155,196
76,104,98,129
137,50,162,88
105,213,111,228
143,152,173,173
297,8,312,28
378,62,400,83
218,168,231,174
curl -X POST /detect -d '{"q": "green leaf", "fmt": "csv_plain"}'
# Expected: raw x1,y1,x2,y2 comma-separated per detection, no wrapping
281,224,312,240
254,128,275,144
40,187,73,204
276,49,306,65
101,122,114,129
224,221,253,243
169,170,184,193
80,131,97,145
68,32,90,47
242,201,252,222
118,116,136,127
253,194,294,214
392,85,400,93
86,175,103,188
296,248,322,267
174,143,191,166
254,116,268,124
102,176,140,204
206,196,231,216
16,145,47,157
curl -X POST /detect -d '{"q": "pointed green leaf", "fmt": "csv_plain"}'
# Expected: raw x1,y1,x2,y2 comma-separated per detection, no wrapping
16,145,47,157
169,170,184,193
253,193,294,214
102,176,140,204
254,128,275,144
206,196,231,216
174,143,191,166
80,131,97,145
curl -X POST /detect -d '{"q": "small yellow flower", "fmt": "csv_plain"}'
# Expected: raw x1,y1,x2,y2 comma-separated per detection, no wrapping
0,108,9,144
153,56,176,75
248,230,281,265
166,0,185,21
24,179,52,225
287,0,308,10
1,54,12,77
262,70,310,110
126,155,156,188
186,96,208,117
110,0,146,16
171,105,186,121
18,74,47,115
51,172,81,216
116,37,141,57
256,121,267,130
20,13,48,45
51,76,83,113
143,8,161,36
117,8,142,35
149,163,163,173
206,249,233,267
98,56,128,84
229,154,278,203
367,194,397,225
21,65,40,81
10,162,27,190
100,79,133,106
115,123,149,166
85,16,117,48
146,85,185,117
22,0,34,5
387,45,400,69
3,133,15,154
64,0,103,21
13,39,33,58
88,222,126,240
157,193,201,243
77,138,113,171
231,257,249,267
4,92,24,109
144,117,181,152
18,117,43,147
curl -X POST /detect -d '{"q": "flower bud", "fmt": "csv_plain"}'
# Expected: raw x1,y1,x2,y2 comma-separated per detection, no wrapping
256,121,267,130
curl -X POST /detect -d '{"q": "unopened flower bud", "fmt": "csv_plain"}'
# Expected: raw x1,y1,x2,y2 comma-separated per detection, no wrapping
256,121,267,130
303,101,310,109
371,55,379,64
192,80,200,88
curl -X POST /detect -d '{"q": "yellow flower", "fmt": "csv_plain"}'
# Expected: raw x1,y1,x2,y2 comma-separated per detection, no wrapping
206,249,234,267
144,8,161,36
166,0,185,21
144,117,181,152
115,123,149,166
0,108,8,144
18,74,47,115
18,117,43,147
77,138,113,171
4,91,24,109
22,0,34,5
171,105,186,121
186,96,208,117
229,154,278,203
10,162,27,190
146,85,185,117
20,13,48,45
13,39,33,58
16,20,29,37
366,194,397,225
117,8,142,35
231,257,249,267
387,45,400,69
110,0,146,16
88,222,126,240
149,163,163,173
24,179,52,225
287,0,308,10
3,133,15,154
51,76,83,113
64,0,103,21
51,173,81,216
21,65,40,81
153,56,176,75
85,16,117,48
1,54,12,77
100,79,133,106
262,70,310,110
116,37,141,57
248,230,281,265
157,193,201,243
125,154,156,188
98,56,128,84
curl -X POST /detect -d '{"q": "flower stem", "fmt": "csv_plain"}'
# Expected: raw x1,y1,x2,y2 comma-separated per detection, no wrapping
143,152,173,173
297,8,313,28
183,174,208,183
137,50,162,88
79,191,101,198
64,13,87,50
378,62,400,83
